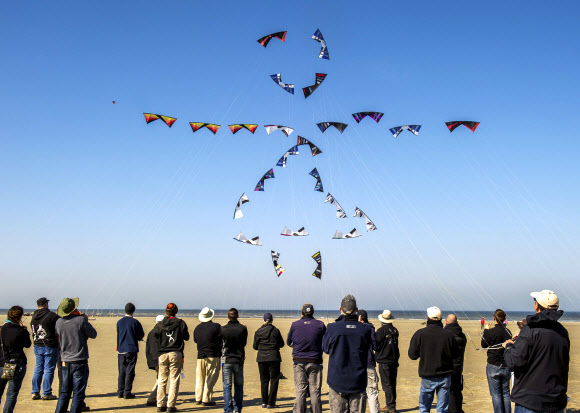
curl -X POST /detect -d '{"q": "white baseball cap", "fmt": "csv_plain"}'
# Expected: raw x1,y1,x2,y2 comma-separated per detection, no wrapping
531,290,559,309
427,306,442,320
156,315,164,323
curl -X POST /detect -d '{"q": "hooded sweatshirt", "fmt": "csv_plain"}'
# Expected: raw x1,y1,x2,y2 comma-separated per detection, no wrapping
220,320,248,364
153,317,190,355
145,326,160,370
30,308,60,348
445,322,467,373
55,314,97,362
481,323,512,366
0,322,31,366
408,318,459,378
375,323,400,366
253,323,284,363
286,315,326,364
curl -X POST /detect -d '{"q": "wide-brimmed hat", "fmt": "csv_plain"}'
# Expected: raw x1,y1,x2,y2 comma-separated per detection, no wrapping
378,309,394,323
199,307,214,322
57,298,79,317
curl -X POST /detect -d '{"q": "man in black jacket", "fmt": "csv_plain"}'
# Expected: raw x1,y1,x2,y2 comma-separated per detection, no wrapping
146,315,164,407
30,297,60,400
253,313,284,408
408,306,460,413
444,314,467,413
503,290,569,413
221,308,248,413
194,307,221,406
375,310,399,413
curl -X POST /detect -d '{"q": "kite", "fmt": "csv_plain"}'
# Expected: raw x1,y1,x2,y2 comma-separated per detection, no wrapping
445,121,480,133
312,251,322,279
389,125,422,138
317,122,348,134
302,73,327,99
352,112,383,124
276,145,300,167
325,193,347,219
354,207,377,231
271,251,285,277
190,122,221,135
270,74,295,95
112,101,116,104
233,232,262,246
264,125,294,137
233,193,249,220
257,31,287,48
143,113,177,128
297,136,323,156
309,168,323,192
254,168,275,191
311,29,329,60
333,229,362,239
229,124,258,134
281,226,309,236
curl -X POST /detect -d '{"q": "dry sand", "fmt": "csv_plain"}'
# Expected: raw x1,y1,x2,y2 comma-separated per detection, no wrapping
10,317,579,413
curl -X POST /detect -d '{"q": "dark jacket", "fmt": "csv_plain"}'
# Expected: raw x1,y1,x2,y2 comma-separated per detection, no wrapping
445,322,467,373
504,310,569,412
194,321,222,359
220,320,248,364
364,323,377,368
56,314,98,362
253,323,284,363
145,327,160,370
375,323,400,366
30,308,60,348
322,314,372,394
0,322,32,366
286,316,326,364
481,324,512,366
117,316,145,353
153,317,190,355
408,319,460,378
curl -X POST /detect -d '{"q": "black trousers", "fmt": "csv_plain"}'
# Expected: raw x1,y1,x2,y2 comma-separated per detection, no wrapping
448,370,464,413
118,353,138,396
258,361,281,406
378,363,398,409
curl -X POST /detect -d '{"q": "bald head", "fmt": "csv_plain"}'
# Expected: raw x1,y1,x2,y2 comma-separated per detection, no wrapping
446,314,457,325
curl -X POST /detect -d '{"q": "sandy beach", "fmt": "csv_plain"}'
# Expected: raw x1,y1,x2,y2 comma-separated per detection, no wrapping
10,317,579,413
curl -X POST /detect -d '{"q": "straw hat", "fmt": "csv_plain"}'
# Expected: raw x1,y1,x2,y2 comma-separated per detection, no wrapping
378,309,394,323
199,307,215,322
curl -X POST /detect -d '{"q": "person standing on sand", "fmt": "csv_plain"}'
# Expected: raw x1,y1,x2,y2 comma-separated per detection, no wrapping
444,314,467,413
357,310,380,413
253,312,285,408
375,309,399,413
221,308,248,413
503,290,569,413
116,302,144,399
154,303,190,413
481,317,485,330
146,315,164,407
194,307,221,406
323,295,372,413
408,306,460,413
286,303,326,413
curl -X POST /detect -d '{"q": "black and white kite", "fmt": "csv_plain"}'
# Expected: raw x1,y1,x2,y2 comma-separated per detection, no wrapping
354,207,377,231
297,136,323,156
309,168,323,192
317,122,348,134
389,125,422,138
233,232,262,246
333,229,362,239
265,125,294,137
311,29,329,60
271,251,284,277
233,193,249,219
303,73,327,99
281,226,309,236
276,145,300,167
312,251,322,279
270,73,294,95
325,193,347,219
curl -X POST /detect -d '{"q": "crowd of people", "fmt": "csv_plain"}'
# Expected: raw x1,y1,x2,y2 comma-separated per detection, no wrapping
0,289,570,413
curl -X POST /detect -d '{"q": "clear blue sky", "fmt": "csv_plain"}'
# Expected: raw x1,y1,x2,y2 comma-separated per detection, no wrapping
1,1,579,314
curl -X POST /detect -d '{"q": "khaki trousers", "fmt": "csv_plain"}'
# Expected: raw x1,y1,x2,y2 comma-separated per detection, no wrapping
195,357,220,403
157,352,183,408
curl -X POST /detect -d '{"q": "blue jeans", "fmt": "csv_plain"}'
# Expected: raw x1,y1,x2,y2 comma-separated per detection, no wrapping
223,363,244,413
0,363,26,413
55,362,89,413
31,346,58,396
486,364,511,413
514,406,564,413
419,376,451,413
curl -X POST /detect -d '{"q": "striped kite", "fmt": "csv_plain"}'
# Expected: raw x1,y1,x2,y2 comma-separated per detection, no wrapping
352,112,383,124
257,31,287,48
229,124,258,135
445,121,480,133
265,125,294,137
143,113,177,128
389,125,421,138
317,122,348,134
303,73,327,99
190,122,221,135
270,74,294,95
311,29,329,60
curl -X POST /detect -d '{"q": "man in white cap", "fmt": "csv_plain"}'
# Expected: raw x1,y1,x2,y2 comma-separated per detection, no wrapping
408,306,459,413
194,307,221,406
503,290,570,413
375,310,399,413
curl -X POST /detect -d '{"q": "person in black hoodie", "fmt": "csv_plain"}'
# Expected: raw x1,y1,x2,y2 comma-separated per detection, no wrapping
0,306,32,413
444,314,467,413
30,297,60,400
253,313,284,408
408,306,459,413
503,290,569,413
146,315,164,407
375,309,399,413
221,308,248,413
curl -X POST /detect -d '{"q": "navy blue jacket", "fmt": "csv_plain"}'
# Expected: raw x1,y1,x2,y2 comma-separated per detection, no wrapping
365,323,378,368
323,315,372,393
117,316,145,353
286,316,326,364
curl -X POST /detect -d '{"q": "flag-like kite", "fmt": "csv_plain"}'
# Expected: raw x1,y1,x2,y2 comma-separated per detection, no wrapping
265,125,294,137
281,226,309,236
233,193,249,220
389,125,422,138
233,232,262,246
354,207,377,231
297,136,322,156
445,121,480,133
229,124,258,134
271,251,285,277
333,229,362,239
303,73,327,99
270,73,295,95
257,31,287,48
317,122,348,134
254,168,275,191
312,251,322,279
325,193,347,219
311,29,329,60
144,113,177,128
190,122,221,135
352,112,384,124
309,168,324,192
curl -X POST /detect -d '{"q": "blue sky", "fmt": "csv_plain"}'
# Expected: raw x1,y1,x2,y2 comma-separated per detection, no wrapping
1,1,579,314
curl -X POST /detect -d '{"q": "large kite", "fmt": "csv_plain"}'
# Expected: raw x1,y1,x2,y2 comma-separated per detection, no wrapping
144,113,177,128
276,145,299,167
309,168,323,192
233,193,249,220
311,29,329,60
297,136,323,156
254,168,275,191
229,124,258,135
271,251,285,277
270,73,295,95
281,226,309,236
317,122,348,134
445,121,480,133
264,125,294,137
303,73,327,99
325,193,347,219
389,125,422,138
352,112,384,124
312,251,322,279
333,229,362,239
354,207,377,231
233,232,262,246
257,31,287,48
190,122,221,135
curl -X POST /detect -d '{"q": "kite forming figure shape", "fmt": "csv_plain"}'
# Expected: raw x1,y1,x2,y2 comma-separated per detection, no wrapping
233,232,262,246
264,125,294,137
190,122,221,135
270,74,295,95
317,122,348,134
333,229,362,239
229,124,258,135
281,227,309,236
303,73,327,99
311,29,329,60
144,113,177,128
389,125,422,138
257,31,287,48
312,251,322,279
352,112,384,124
254,168,275,191
354,207,377,231
325,193,347,219
309,168,324,192
271,251,285,277
297,136,323,156
233,193,249,219
445,121,480,133
276,145,300,167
